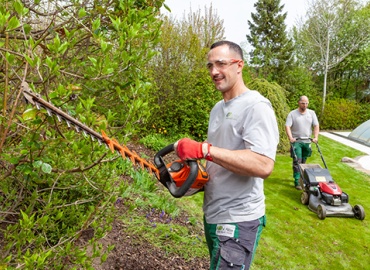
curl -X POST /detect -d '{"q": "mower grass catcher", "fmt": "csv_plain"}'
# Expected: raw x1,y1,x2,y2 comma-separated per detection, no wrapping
293,138,365,220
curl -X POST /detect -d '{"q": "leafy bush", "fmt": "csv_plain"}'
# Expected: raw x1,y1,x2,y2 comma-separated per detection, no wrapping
281,66,320,111
320,99,370,130
0,97,130,268
146,68,219,141
0,0,165,268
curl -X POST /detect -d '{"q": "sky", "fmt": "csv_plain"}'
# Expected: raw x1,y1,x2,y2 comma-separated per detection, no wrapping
161,0,308,46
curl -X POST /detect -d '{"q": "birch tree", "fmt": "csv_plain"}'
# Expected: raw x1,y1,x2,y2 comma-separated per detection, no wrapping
296,0,370,115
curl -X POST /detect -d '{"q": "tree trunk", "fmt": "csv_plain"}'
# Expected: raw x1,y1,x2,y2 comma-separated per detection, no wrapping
321,31,330,117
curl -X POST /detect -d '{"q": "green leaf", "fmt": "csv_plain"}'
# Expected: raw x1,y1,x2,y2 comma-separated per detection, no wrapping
14,1,28,16
6,16,20,31
22,108,37,120
104,68,114,75
9,157,20,164
24,55,37,67
14,1,23,14
55,211,63,220
58,42,69,54
17,164,33,175
0,12,10,27
41,163,52,174
33,160,43,168
5,52,15,64
38,215,49,226
48,91,58,99
92,18,101,32
78,8,86,18
20,210,31,223
45,56,53,67
88,57,97,67
100,40,108,52
23,23,31,34
101,253,108,263
110,16,120,31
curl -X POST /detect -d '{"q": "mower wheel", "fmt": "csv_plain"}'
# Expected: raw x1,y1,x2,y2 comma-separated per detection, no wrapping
353,205,365,220
301,191,309,205
317,204,326,220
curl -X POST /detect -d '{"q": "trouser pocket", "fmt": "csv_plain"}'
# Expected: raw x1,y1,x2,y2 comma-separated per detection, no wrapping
217,238,248,269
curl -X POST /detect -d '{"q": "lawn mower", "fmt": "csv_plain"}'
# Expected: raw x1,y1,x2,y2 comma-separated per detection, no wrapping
292,138,365,220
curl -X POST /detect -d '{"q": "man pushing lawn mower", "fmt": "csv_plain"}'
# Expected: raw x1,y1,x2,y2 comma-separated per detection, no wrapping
285,96,319,190
293,137,365,220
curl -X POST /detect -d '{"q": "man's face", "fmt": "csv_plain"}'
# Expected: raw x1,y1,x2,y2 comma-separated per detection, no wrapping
206,45,242,93
298,98,309,111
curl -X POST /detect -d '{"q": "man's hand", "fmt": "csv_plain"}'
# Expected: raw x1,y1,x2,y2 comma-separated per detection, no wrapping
174,138,211,161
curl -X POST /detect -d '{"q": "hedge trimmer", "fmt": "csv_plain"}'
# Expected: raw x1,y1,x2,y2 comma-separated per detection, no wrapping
21,82,208,197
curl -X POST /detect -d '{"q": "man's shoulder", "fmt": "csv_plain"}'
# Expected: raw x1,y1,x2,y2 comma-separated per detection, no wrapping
307,109,318,116
288,109,299,115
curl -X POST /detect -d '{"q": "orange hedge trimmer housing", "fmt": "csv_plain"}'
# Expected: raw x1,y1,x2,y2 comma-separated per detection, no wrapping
154,144,209,197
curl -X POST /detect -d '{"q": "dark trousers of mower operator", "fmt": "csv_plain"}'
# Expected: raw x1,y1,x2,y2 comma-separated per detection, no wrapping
290,141,312,189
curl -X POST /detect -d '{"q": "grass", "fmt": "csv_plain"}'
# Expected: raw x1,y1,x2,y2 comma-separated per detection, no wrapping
252,136,370,270
121,135,370,269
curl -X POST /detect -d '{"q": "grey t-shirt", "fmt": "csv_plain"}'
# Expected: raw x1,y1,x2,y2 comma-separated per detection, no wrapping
203,90,279,224
285,109,319,142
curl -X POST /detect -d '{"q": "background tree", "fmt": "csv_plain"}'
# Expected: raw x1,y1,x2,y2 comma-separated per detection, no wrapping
295,0,370,115
246,0,294,84
145,5,225,140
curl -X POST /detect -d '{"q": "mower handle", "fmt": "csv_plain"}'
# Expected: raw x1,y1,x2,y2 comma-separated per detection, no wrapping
153,143,199,198
295,137,313,141
291,138,327,169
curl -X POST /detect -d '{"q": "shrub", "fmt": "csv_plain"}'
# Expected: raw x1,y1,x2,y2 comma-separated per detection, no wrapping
320,99,369,130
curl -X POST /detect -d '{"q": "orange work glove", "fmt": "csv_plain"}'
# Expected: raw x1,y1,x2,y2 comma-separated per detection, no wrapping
174,138,212,161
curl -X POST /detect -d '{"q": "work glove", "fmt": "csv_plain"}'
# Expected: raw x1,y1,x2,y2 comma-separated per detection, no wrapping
174,138,212,161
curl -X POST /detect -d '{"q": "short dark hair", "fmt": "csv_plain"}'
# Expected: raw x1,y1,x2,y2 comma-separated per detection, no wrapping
210,40,243,60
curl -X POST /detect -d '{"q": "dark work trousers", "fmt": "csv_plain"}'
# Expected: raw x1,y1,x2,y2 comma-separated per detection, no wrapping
290,141,312,186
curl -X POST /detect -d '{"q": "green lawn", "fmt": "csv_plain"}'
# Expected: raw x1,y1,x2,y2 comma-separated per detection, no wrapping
252,136,370,269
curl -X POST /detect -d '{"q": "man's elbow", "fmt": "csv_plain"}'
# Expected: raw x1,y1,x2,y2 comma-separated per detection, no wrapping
259,161,275,179
260,168,273,179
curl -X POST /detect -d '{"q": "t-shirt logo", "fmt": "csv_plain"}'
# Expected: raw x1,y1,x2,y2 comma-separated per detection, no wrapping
226,112,238,120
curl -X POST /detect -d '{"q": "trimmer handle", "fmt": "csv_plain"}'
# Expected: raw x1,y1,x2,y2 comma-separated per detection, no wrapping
153,144,198,198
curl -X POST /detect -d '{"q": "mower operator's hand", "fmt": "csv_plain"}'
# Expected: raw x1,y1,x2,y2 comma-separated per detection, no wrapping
174,138,212,161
